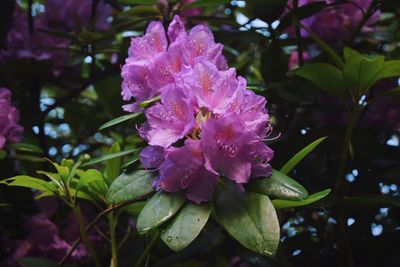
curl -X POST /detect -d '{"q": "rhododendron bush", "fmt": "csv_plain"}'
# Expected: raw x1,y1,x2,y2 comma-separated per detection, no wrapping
0,1,399,267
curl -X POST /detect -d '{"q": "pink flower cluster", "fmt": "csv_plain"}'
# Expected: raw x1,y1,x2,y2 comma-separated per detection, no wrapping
0,88,23,149
122,16,273,203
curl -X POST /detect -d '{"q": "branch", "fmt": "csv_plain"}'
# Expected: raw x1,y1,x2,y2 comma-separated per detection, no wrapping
58,198,142,266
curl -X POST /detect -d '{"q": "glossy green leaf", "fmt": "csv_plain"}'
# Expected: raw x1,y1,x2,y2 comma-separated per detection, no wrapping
10,143,43,154
105,142,121,182
293,63,345,96
77,169,106,194
272,188,331,209
139,95,161,108
99,112,143,131
247,169,308,201
160,202,212,251
0,176,56,192
107,170,155,204
214,185,280,257
280,137,327,174
136,191,185,234
81,148,139,167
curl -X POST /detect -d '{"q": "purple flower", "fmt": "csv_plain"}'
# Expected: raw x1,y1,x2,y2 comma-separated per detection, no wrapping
0,7,70,74
128,17,274,203
0,88,23,149
44,0,112,32
121,15,227,112
140,145,165,169
0,199,103,266
156,139,219,203
288,0,380,43
201,114,273,184
146,86,196,147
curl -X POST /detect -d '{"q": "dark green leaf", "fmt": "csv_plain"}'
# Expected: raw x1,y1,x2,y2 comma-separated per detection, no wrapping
136,191,185,234
139,95,161,108
99,112,143,131
280,137,327,174
261,43,289,83
293,63,345,96
247,169,308,201
10,143,43,154
0,149,6,159
19,257,59,267
105,142,121,182
160,202,212,251
107,170,155,204
214,184,280,257
272,189,331,209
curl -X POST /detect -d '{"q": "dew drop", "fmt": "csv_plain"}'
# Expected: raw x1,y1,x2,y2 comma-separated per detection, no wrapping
167,236,173,242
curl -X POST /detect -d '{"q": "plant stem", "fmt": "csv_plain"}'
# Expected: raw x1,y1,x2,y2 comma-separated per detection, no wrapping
334,107,360,194
347,0,378,46
59,199,145,266
292,0,304,66
333,105,361,267
134,232,159,267
71,205,102,267
108,212,118,267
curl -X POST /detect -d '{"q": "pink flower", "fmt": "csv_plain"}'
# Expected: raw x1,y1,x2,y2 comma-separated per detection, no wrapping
289,0,380,43
121,15,227,112
0,88,23,149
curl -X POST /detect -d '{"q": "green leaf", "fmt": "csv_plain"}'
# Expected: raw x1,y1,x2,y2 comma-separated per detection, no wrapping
247,169,308,201
280,137,327,174
10,143,43,154
76,169,107,194
214,184,280,257
342,195,400,208
81,148,139,167
19,257,60,267
36,171,63,188
136,191,185,234
343,47,400,92
160,202,212,251
0,149,7,159
139,95,161,108
105,142,121,182
0,176,56,193
99,112,143,131
272,189,331,209
343,47,385,92
293,64,345,96
121,154,139,168
107,170,155,204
